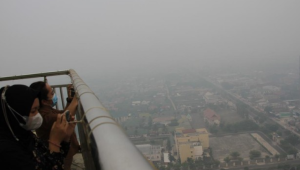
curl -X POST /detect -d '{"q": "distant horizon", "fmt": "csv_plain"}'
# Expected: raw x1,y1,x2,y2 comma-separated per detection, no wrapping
1,1,300,78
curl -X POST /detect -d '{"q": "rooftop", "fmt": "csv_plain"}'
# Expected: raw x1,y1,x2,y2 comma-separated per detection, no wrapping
204,108,220,121
163,153,170,163
182,129,196,134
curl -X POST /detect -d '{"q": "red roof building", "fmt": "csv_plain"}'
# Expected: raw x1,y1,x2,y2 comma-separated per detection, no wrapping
203,108,220,126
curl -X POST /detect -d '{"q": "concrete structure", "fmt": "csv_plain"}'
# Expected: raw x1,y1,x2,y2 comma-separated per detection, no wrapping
163,153,170,165
136,144,161,162
250,133,279,155
174,128,209,163
203,108,220,126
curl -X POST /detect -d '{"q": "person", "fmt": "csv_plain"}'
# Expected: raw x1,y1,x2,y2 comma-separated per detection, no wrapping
30,81,80,170
0,84,76,170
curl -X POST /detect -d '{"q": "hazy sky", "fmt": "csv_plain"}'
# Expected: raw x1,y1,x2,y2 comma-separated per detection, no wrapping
1,1,300,78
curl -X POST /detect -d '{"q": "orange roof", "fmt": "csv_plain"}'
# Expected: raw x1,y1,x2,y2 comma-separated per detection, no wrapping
182,129,196,134
204,108,220,121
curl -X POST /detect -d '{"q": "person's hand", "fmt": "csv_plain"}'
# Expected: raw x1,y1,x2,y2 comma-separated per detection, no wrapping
67,84,73,98
49,114,66,144
49,113,76,144
71,95,78,106
64,115,76,142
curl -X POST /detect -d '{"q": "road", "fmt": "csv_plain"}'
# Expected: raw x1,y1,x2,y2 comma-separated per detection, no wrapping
271,118,300,138
165,83,177,112
203,77,300,140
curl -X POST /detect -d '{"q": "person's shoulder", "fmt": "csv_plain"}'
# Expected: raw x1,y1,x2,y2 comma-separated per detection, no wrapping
39,105,53,112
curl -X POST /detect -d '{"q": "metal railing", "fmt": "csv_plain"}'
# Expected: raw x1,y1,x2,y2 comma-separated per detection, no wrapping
0,69,155,170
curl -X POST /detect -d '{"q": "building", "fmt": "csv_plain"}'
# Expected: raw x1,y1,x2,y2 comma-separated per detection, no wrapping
287,154,295,160
163,153,170,165
132,101,141,106
203,92,225,105
203,108,220,126
153,116,175,125
203,92,219,104
174,128,209,163
135,144,161,162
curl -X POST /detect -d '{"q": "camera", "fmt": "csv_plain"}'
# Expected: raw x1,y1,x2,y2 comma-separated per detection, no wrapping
65,110,70,122
71,88,75,97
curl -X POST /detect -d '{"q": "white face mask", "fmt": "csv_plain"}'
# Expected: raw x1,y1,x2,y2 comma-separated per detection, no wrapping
21,113,43,130
5,103,43,131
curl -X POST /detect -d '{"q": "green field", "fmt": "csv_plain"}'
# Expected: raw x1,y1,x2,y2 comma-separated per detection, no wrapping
279,112,291,118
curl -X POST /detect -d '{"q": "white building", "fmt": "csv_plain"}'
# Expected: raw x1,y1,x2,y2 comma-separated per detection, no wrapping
193,144,203,160
163,153,170,165
132,101,141,106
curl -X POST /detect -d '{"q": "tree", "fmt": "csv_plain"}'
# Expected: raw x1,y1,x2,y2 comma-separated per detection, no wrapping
169,119,179,126
214,160,221,166
285,134,300,145
249,150,261,160
257,115,267,124
148,118,153,127
264,106,273,113
230,152,240,159
209,125,218,134
221,82,234,90
264,123,279,133
162,125,168,133
224,156,231,163
153,124,158,131
195,157,204,168
159,166,166,170
181,162,188,170
280,139,298,155
173,163,181,170
278,164,291,170
187,157,195,169
169,153,176,163
236,102,248,117
187,157,194,164
166,139,171,152
223,120,259,133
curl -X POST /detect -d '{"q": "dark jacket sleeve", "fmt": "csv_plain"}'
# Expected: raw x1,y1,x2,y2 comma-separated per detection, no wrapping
0,132,70,170
0,140,35,170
